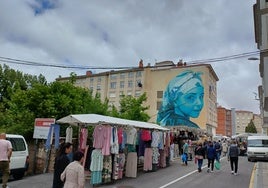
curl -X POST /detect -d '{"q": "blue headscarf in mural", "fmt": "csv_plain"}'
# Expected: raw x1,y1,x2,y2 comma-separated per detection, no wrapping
157,70,204,128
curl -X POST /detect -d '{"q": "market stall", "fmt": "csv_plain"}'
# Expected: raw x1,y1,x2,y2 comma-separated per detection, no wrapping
56,114,170,186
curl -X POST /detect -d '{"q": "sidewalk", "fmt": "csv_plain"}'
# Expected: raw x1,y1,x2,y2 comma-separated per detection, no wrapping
250,162,268,188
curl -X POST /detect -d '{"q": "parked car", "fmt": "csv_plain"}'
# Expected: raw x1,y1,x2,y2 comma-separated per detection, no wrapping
4,134,29,180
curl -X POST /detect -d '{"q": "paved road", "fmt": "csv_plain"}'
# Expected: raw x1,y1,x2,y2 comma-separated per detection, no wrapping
4,156,255,188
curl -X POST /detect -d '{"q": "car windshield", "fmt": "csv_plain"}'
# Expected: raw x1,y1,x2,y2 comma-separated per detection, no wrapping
248,139,268,147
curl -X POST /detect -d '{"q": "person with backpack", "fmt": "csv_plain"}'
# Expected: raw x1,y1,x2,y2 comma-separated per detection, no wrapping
227,140,240,175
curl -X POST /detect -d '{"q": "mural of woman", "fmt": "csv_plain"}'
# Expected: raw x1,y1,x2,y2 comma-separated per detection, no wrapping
157,70,204,128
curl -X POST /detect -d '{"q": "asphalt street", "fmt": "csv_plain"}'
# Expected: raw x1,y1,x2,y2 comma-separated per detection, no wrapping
4,156,255,188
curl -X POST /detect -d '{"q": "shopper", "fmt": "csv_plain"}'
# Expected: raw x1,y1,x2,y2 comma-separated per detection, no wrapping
52,142,73,188
0,133,12,188
182,140,189,166
206,141,216,173
194,142,205,172
227,140,240,175
61,151,85,188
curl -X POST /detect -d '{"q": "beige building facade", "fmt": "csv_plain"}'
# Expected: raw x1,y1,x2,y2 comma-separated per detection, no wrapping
235,110,262,134
57,61,219,135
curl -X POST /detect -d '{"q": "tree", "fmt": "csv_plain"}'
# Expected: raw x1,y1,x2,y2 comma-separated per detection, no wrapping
245,119,257,133
1,81,110,139
117,93,150,122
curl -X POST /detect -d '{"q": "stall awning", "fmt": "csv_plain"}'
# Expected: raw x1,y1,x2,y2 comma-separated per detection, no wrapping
56,114,169,131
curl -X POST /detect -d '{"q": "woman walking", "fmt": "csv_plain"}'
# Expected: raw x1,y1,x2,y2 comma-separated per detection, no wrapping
194,142,205,172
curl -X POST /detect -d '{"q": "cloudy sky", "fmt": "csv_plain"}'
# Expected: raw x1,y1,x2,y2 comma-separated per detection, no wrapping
0,0,261,114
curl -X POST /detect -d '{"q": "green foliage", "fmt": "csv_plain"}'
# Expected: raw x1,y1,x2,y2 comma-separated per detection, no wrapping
117,93,150,122
0,64,151,140
245,119,257,133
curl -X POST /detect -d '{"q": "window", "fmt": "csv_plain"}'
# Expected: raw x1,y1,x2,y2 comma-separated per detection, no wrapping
136,71,142,77
90,78,94,82
157,91,163,98
97,85,101,90
110,74,117,80
120,81,124,88
128,72,134,78
120,73,125,79
7,138,26,151
97,77,102,82
110,82,116,89
109,92,116,98
157,101,162,110
128,80,133,88
135,91,141,97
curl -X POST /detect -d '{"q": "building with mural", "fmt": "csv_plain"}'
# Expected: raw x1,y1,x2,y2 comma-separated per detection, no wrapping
56,60,219,135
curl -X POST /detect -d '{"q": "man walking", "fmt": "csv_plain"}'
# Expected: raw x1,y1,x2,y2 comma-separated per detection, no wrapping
0,133,12,188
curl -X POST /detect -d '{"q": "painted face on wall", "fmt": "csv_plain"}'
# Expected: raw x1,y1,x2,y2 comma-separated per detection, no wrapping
157,70,204,127
174,85,204,118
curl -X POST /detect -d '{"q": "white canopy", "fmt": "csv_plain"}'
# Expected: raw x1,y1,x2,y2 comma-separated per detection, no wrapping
56,114,169,131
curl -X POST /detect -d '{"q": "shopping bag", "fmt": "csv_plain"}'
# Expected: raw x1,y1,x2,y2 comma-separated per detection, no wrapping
194,157,198,164
215,160,221,170
181,154,186,162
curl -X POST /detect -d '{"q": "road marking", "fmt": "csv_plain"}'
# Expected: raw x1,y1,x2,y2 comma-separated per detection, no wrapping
159,158,224,188
158,169,198,188
249,163,257,188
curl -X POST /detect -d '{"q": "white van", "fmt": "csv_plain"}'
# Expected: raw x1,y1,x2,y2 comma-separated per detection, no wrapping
5,134,29,180
247,135,268,162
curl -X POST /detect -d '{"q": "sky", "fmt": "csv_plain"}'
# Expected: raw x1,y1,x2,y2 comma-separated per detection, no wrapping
0,0,261,114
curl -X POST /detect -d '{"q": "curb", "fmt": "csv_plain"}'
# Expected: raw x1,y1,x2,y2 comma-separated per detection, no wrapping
249,163,257,188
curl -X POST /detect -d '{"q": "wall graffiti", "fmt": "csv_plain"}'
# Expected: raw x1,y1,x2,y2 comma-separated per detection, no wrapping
157,70,204,128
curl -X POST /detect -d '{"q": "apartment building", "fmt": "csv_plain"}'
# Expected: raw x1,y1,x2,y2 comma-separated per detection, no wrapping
253,0,268,134
216,106,232,137
56,60,219,134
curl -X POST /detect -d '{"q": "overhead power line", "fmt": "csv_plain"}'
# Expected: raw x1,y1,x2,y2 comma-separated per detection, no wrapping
0,49,263,70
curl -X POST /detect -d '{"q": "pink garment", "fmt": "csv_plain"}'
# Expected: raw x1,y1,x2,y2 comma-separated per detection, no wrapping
102,125,111,156
79,128,88,150
93,125,105,149
141,129,151,141
117,128,123,144
144,148,153,171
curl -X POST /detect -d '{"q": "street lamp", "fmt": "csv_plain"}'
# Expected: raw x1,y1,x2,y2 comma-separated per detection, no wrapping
248,57,259,61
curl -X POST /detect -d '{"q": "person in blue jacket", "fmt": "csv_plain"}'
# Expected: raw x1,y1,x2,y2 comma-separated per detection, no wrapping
206,141,216,173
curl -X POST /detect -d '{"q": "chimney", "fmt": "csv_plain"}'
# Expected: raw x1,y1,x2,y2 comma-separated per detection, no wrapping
86,71,92,76
139,59,143,68
177,59,183,66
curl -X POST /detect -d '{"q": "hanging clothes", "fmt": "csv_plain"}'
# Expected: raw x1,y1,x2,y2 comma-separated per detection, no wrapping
79,127,88,150
65,126,73,143
110,127,119,154
143,148,153,171
125,152,137,178
118,153,125,179
45,124,60,150
90,149,103,185
93,125,105,149
102,155,112,183
102,125,112,156
126,127,137,145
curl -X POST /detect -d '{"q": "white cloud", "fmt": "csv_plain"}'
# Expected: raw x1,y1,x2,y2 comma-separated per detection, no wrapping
0,0,261,113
